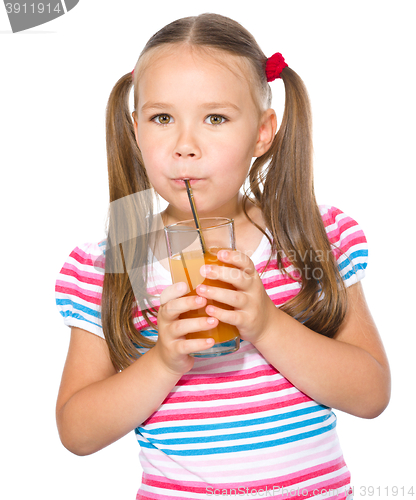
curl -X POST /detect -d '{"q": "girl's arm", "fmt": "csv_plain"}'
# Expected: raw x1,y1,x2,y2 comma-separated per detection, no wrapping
197,252,391,418
56,327,182,456
254,281,391,418
56,283,218,456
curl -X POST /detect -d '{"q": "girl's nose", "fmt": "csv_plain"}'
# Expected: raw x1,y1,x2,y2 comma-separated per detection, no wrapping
173,127,201,159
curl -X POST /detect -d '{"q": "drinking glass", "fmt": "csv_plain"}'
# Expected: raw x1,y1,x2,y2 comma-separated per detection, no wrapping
164,217,240,357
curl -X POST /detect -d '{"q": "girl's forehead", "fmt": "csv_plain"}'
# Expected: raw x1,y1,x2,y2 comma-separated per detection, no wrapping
135,44,261,109
138,44,250,80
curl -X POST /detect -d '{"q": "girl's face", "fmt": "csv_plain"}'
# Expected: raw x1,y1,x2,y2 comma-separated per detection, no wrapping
133,46,276,224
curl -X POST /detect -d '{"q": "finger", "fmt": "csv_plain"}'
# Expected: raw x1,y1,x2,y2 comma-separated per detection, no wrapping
204,302,240,328
217,249,256,275
160,282,189,306
195,284,244,309
200,262,251,290
162,293,208,321
177,337,216,356
169,314,220,339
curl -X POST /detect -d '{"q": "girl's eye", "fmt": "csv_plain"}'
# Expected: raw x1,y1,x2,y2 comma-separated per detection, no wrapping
153,114,172,125
205,114,226,125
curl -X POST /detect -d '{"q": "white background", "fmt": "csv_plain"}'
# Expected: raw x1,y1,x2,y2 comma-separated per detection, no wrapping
1,1,415,499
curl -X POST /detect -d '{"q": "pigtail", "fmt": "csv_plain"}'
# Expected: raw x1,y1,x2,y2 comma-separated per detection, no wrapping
101,73,158,371
105,73,146,200
245,67,348,337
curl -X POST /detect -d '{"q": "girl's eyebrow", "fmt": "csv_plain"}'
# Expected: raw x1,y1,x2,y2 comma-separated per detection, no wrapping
140,101,241,112
202,101,241,112
140,102,172,112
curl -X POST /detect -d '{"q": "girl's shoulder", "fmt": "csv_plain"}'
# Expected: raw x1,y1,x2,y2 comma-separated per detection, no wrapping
318,204,368,286
66,239,107,265
318,204,367,245
55,240,107,338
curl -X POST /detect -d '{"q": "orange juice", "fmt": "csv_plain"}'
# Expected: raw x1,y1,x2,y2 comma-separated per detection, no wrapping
169,247,240,343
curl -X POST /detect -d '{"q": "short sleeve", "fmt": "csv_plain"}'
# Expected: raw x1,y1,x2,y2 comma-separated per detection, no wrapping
55,241,106,338
320,205,368,287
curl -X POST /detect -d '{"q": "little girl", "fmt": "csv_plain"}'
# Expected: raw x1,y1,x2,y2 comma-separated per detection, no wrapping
55,13,390,500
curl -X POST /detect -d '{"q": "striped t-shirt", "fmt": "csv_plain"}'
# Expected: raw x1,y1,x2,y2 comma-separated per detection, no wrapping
55,205,367,500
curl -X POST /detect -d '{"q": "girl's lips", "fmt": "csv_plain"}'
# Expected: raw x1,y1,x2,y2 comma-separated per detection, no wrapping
172,179,203,186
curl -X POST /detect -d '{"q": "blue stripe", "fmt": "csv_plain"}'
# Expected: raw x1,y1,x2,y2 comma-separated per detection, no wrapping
342,262,367,281
338,249,368,272
58,310,102,329
56,298,101,319
137,420,337,456
136,404,328,436
138,414,333,446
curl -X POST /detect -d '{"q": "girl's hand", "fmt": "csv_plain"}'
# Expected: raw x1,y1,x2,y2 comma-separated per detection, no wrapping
155,282,218,375
196,250,277,344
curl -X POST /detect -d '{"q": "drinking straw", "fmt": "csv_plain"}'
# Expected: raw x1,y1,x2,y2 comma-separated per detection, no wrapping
180,250,193,292
184,179,207,254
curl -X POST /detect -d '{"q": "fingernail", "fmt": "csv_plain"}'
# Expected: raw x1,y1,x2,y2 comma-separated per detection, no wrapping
176,282,185,292
195,296,203,304
207,317,216,324
198,285,207,293
201,265,211,275
220,250,229,260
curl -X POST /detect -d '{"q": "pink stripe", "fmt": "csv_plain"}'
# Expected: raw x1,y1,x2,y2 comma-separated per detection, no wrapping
142,393,311,425
326,218,355,243
261,272,297,286
138,476,350,500
70,246,98,266
164,378,293,403
135,318,157,330
270,289,301,306
339,234,367,254
327,224,363,247
55,283,102,305
141,457,348,492
299,473,351,500
147,284,168,296
337,216,358,234
56,280,102,300
60,263,104,286
264,279,300,293
177,364,280,386
137,479,350,500
337,228,365,247
320,206,343,226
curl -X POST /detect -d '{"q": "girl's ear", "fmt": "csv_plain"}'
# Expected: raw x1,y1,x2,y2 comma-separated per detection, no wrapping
132,111,140,149
253,108,277,157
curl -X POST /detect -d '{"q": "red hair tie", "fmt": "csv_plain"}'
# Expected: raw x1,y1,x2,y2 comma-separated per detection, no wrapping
265,53,288,82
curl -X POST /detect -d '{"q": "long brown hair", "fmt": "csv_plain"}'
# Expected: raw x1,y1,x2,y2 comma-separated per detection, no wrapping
102,13,348,371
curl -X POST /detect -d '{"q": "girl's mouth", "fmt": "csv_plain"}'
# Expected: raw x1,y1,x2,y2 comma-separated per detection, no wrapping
172,178,203,186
